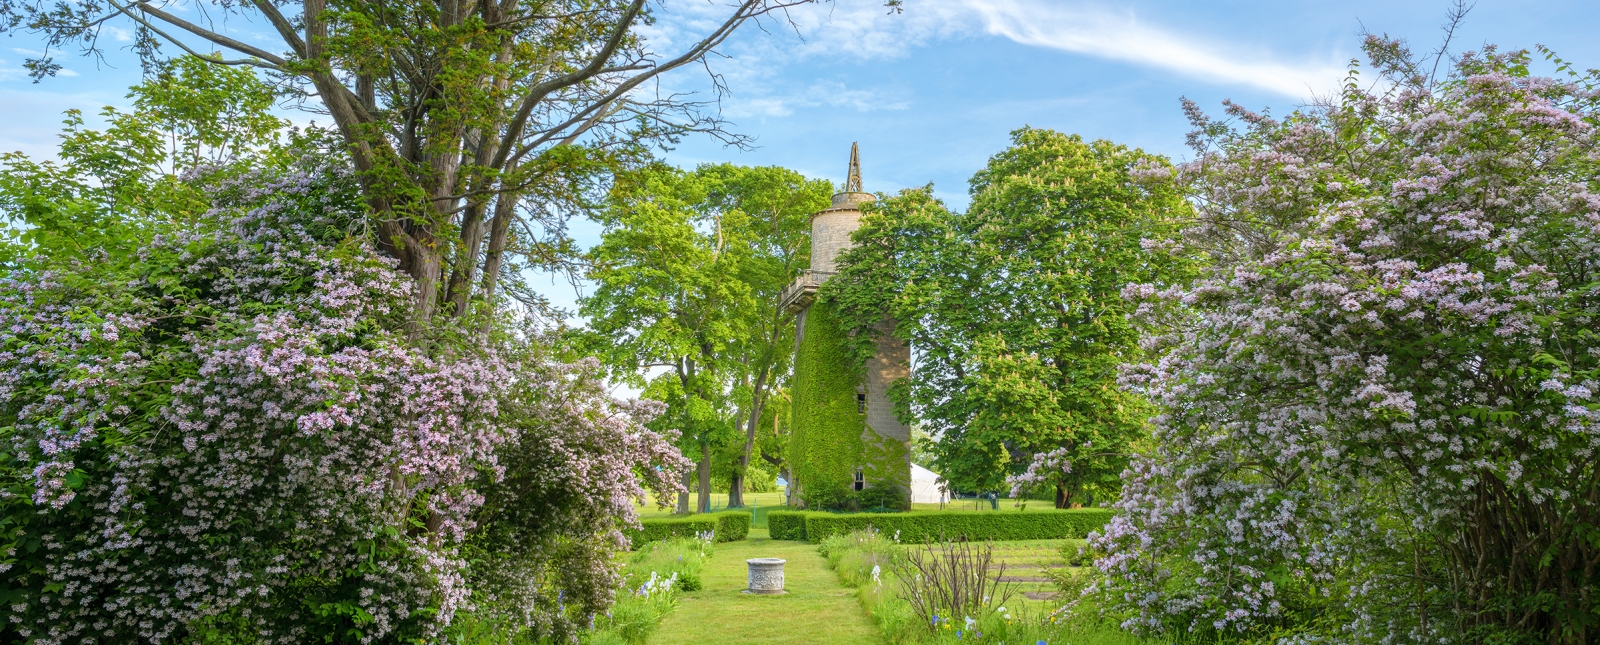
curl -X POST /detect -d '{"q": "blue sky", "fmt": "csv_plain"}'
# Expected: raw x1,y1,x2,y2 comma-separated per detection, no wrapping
4,0,1599,314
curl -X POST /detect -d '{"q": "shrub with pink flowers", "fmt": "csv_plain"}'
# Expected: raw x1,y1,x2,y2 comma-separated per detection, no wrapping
0,127,686,642
1088,40,1600,643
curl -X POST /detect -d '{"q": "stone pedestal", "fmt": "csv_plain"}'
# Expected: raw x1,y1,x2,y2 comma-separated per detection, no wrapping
745,558,786,595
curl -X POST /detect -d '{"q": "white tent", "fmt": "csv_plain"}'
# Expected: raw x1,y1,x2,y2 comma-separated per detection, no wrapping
909,463,948,505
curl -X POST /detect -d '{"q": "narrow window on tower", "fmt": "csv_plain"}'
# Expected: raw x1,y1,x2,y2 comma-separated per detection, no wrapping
856,392,867,414
854,469,865,491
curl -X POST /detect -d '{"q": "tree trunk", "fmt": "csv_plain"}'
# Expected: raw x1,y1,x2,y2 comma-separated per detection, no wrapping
677,470,690,514
727,473,743,508
446,199,488,317
478,191,517,334
697,443,712,514
1055,482,1071,509
731,358,771,510
779,466,792,506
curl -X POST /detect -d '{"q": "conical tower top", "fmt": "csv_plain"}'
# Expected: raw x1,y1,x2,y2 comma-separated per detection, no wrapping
826,142,875,211
845,141,862,193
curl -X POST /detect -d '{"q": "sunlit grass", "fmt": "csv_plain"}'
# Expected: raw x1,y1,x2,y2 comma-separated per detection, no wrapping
648,529,883,645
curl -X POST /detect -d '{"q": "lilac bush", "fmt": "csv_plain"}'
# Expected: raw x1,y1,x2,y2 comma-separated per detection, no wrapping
0,162,686,643
1092,40,1600,643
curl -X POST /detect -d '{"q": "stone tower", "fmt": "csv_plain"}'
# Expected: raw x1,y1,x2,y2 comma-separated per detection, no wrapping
781,143,911,508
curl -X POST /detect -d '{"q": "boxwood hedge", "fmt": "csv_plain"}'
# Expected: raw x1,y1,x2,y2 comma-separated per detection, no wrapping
623,516,715,547
767,511,810,541
763,509,1113,543
624,511,754,547
713,510,750,542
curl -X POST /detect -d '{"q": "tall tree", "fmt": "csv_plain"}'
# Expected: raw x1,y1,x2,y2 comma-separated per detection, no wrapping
700,164,828,507
825,128,1197,506
581,163,826,511
2,0,860,329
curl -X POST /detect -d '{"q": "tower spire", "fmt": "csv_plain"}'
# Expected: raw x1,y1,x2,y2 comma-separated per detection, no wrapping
845,142,862,193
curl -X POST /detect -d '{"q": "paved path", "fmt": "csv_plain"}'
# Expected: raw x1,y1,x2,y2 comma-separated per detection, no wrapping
649,530,883,645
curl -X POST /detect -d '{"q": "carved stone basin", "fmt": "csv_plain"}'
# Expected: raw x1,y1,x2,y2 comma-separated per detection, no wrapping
745,558,786,595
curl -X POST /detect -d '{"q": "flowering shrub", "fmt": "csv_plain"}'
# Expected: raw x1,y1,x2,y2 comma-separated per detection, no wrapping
1005,447,1072,501
1093,40,1600,643
0,158,686,643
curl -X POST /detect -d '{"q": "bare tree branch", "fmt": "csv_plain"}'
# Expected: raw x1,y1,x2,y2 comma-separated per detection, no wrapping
492,0,647,171
137,3,288,66
249,0,307,58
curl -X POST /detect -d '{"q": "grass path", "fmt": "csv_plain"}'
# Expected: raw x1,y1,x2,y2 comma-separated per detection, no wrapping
649,529,883,645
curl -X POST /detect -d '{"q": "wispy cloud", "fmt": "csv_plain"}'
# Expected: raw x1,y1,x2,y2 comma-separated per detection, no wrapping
666,0,1346,99
724,79,911,117
963,0,1345,98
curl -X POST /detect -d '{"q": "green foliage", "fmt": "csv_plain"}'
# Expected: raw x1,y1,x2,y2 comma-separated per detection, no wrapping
556,537,709,645
712,510,751,542
769,509,1112,543
767,511,812,541
581,163,830,508
624,516,718,547
6,0,822,331
824,128,1199,500
822,530,1075,645
624,510,752,546
806,509,1113,543
818,528,902,586
0,65,435,644
855,483,910,513
0,57,287,266
789,298,892,509
622,538,713,594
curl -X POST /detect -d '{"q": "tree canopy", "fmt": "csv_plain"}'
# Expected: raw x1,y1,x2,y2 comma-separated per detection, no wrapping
1,0,875,330
824,128,1197,504
580,162,829,511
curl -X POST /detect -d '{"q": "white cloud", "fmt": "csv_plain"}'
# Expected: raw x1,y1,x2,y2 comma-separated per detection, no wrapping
963,0,1346,98
722,79,911,117
656,0,1346,99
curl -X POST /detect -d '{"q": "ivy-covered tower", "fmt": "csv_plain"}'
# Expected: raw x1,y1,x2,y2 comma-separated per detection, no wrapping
780,144,911,509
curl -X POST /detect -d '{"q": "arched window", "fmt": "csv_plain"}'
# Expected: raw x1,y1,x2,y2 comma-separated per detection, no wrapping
853,469,865,491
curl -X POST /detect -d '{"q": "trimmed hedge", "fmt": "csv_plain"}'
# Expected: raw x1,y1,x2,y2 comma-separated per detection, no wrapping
623,516,716,547
713,510,750,542
803,509,1114,543
768,511,810,541
625,511,754,547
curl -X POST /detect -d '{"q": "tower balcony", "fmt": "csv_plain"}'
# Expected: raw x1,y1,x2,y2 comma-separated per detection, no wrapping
778,269,835,314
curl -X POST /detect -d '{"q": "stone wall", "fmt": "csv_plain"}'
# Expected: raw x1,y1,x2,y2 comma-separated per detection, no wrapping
807,192,873,274
863,319,909,445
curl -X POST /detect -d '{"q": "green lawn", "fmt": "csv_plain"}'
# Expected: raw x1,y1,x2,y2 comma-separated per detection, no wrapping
648,528,883,645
